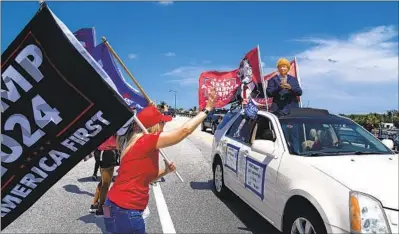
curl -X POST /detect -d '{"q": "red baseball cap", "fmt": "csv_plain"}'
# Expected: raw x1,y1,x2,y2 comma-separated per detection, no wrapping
137,106,172,129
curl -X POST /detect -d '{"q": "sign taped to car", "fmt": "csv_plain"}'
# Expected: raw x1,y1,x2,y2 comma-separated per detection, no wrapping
225,143,239,174
244,157,266,200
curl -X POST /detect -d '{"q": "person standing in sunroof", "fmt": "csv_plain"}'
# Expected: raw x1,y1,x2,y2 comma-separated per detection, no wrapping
266,58,302,116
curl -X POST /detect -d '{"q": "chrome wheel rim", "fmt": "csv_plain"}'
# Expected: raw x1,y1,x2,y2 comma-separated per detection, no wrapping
291,217,316,234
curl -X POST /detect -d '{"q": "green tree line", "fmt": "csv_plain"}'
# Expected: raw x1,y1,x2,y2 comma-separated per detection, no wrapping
340,110,399,128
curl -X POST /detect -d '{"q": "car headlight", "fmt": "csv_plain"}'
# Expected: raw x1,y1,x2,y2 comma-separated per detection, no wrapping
350,191,391,233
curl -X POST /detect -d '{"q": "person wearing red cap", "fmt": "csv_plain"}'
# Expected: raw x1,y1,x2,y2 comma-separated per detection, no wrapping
102,89,216,234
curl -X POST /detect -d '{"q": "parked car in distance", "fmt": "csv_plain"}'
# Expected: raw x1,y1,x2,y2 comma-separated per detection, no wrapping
211,107,398,234
202,108,228,134
167,108,176,118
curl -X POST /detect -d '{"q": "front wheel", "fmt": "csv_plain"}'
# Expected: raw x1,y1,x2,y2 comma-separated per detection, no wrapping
213,159,229,198
284,205,326,234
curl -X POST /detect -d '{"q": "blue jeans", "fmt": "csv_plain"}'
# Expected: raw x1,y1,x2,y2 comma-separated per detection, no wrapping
103,198,145,234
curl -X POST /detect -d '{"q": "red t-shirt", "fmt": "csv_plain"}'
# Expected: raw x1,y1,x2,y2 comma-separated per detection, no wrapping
107,133,160,210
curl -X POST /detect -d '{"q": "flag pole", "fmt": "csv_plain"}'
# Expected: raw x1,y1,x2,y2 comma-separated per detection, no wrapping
102,37,184,182
294,56,303,107
257,45,268,112
102,37,154,106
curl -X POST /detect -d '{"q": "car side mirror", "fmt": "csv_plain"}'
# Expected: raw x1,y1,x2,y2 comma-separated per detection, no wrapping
251,139,276,157
382,139,394,150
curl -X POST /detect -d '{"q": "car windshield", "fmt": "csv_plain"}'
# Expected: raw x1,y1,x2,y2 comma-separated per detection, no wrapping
279,117,393,156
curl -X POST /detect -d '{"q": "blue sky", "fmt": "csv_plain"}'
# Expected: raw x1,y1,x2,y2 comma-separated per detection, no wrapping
2,1,398,114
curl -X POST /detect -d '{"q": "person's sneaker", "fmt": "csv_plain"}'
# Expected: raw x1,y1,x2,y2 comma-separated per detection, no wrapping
89,203,98,213
95,208,104,217
92,175,98,181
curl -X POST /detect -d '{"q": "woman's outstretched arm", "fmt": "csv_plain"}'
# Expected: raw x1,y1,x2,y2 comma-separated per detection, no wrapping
156,89,216,149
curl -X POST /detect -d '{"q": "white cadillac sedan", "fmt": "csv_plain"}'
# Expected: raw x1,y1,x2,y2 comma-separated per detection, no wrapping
211,108,398,234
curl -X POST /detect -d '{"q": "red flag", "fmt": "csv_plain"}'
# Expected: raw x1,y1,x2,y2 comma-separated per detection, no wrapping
198,70,240,109
239,47,262,84
262,60,300,109
198,47,263,109
237,47,264,105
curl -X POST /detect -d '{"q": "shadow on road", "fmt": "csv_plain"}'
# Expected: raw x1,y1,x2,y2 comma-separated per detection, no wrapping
78,176,98,183
190,181,213,190
63,184,95,197
78,213,108,233
190,180,281,234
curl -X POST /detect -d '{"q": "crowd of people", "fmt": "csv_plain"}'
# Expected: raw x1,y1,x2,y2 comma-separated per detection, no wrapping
84,58,301,233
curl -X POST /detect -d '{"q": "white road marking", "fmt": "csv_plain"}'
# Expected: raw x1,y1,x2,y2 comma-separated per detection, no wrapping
152,182,176,234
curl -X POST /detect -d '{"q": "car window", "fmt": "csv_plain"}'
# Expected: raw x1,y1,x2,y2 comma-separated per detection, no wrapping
280,117,393,156
226,115,256,144
217,111,238,130
253,116,277,142
281,122,302,155
239,118,256,143
226,115,243,137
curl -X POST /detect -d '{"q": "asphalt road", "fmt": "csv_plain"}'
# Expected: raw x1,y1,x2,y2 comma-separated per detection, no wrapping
2,116,280,234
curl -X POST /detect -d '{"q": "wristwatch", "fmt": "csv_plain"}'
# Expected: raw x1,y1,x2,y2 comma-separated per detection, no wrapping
202,109,210,115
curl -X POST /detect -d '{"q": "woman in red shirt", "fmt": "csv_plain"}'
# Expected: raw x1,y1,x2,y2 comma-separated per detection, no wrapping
103,90,216,234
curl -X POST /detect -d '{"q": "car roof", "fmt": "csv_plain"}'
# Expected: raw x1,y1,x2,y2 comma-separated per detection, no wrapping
257,108,347,121
279,108,330,118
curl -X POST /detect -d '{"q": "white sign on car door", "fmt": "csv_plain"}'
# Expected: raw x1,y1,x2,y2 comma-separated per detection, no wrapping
225,143,239,173
245,157,267,200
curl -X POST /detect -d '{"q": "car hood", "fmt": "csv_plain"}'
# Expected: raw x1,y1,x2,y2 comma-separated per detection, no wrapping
305,154,399,210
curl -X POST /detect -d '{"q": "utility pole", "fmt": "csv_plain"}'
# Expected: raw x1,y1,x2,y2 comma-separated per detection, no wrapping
169,89,177,110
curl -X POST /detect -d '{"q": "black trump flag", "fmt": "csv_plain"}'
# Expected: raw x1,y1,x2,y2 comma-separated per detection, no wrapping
1,4,132,230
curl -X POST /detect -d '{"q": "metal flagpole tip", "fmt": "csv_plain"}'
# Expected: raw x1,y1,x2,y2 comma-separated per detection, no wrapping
38,0,46,8
101,36,107,42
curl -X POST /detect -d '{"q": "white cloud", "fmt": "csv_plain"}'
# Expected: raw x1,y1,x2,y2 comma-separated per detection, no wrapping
164,52,176,57
287,25,398,113
158,0,173,5
128,53,138,59
162,65,235,85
